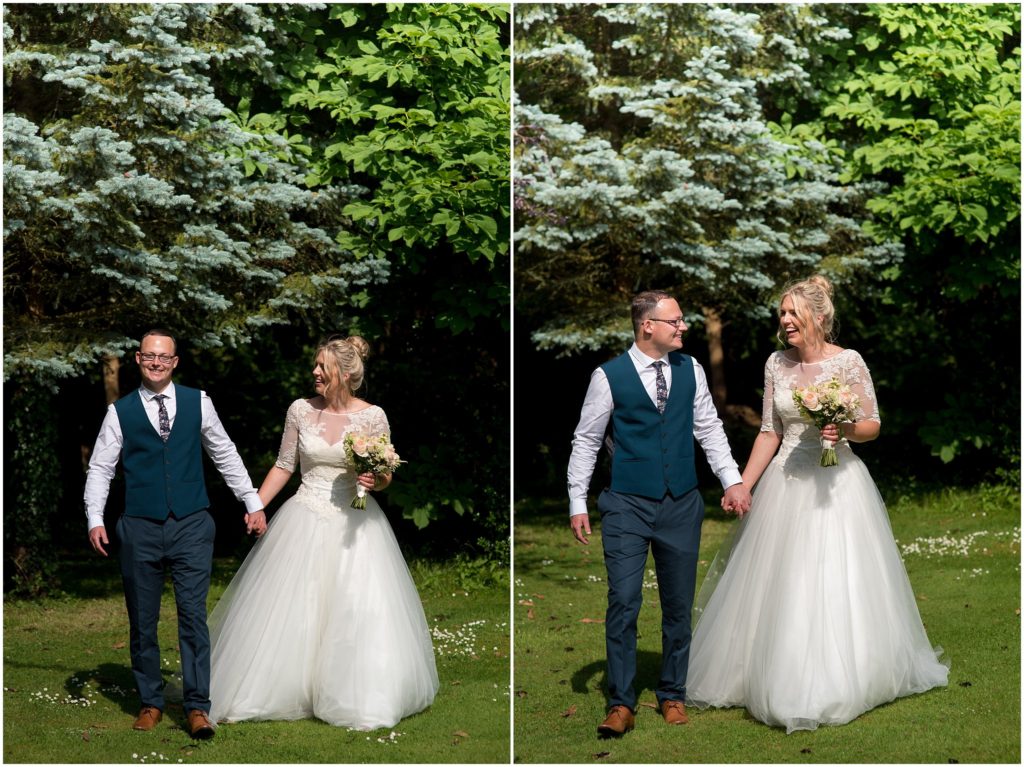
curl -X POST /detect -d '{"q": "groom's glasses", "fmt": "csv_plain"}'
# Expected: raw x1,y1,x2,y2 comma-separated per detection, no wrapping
139,353,176,363
648,318,686,327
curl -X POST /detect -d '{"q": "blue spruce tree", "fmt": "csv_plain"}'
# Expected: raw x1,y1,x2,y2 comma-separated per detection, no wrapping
515,3,902,416
2,4,387,593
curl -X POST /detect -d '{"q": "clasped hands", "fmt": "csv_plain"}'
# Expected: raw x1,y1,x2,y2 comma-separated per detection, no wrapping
720,483,752,517
245,510,267,537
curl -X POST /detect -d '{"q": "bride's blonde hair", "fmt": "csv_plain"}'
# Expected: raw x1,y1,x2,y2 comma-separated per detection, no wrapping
316,335,370,402
777,275,836,349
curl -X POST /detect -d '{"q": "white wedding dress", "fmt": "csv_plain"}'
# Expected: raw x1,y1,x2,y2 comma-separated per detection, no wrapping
208,399,438,730
686,349,948,733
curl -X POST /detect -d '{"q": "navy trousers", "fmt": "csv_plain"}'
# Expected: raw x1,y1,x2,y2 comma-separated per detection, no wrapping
598,486,704,711
117,511,216,714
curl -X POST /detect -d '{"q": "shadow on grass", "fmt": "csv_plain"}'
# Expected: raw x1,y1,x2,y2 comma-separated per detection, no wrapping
64,662,139,716
567,652,710,708
61,660,234,736
565,651,785,735
570,658,605,697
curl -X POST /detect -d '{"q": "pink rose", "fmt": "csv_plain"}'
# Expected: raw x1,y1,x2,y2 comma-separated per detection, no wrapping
800,390,822,411
350,434,370,457
838,388,857,409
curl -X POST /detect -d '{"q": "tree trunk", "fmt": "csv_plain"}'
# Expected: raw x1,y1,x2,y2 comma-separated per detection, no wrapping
102,355,120,405
702,306,728,411
702,306,761,427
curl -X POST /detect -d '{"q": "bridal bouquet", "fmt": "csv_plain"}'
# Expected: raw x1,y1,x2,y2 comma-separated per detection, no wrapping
792,377,860,467
343,431,404,509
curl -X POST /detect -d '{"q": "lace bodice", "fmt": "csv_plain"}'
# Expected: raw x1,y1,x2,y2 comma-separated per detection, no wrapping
274,399,390,512
761,349,880,471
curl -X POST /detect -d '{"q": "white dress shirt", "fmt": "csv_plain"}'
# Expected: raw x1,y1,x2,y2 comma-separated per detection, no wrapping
84,383,263,530
567,343,743,517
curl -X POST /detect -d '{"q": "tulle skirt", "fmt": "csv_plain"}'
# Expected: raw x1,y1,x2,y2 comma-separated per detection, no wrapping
686,453,948,733
208,487,439,730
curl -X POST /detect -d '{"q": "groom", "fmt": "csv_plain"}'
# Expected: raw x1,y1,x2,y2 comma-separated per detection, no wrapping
567,290,751,736
84,329,267,739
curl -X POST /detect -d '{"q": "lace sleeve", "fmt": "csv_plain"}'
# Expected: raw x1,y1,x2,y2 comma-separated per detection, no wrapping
273,400,302,472
367,406,391,440
761,353,783,434
842,350,881,424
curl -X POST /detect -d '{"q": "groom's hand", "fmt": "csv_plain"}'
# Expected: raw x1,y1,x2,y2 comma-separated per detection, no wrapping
245,510,267,537
722,483,752,517
571,513,591,545
88,526,109,557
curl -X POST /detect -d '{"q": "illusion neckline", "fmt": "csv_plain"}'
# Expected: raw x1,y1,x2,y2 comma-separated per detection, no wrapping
304,398,375,416
780,348,848,366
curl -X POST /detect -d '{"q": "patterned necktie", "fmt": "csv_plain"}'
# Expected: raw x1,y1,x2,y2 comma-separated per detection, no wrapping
652,361,667,414
154,394,171,442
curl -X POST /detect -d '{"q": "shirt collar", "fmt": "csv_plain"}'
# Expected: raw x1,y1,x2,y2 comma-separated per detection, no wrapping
629,343,669,368
139,382,176,402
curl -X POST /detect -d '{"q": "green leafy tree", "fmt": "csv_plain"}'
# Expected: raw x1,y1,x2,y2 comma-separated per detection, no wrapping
257,3,510,331
821,3,1020,469
235,4,511,542
825,3,1020,246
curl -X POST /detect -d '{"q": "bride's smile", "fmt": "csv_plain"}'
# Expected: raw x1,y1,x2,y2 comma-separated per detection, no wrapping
779,296,805,346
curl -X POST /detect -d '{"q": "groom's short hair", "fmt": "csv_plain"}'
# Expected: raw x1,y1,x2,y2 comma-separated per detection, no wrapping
631,290,674,336
140,328,178,354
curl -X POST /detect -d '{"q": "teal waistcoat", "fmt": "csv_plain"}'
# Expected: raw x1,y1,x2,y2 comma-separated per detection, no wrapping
114,385,210,520
601,351,698,500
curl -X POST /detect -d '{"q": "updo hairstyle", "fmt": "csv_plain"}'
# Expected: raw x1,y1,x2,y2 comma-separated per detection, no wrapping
777,275,836,348
316,335,370,400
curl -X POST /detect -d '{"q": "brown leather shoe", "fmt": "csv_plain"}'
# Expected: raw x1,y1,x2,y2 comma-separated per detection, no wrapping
597,705,635,737
133,706,162,731
187,709,215,740
661,699,689,725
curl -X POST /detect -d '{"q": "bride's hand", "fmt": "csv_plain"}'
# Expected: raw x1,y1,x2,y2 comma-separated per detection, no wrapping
722,483,751,517
245,510,267,537
357,472,376,490
821,424,841,445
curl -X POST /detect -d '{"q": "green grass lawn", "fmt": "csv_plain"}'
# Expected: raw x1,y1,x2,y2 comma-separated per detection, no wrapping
4,554,510,764
513,482,1020,763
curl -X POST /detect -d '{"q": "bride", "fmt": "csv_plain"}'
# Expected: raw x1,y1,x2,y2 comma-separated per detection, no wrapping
686,275,948,733
208,336,438,730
